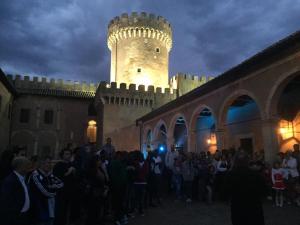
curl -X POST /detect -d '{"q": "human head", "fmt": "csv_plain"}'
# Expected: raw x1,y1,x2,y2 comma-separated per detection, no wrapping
40,156,52,173
60,148,72,162
171,144,175,152
273,161,280,169
106,137,112,145
12,156,31,176
233,152,249,169
13,146,26,158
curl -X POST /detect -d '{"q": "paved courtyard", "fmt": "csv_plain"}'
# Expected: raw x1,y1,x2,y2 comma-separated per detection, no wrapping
127,199,300,225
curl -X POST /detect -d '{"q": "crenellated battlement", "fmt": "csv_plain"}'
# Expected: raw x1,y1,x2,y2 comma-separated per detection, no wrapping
6,74,99,92
107,12,172,51
169,73,215,96
96,81,177,108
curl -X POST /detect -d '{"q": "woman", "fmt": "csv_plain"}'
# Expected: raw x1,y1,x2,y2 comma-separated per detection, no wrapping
226,152,267,225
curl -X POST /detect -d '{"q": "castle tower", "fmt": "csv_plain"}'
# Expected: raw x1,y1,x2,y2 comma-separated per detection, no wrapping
107,12,172,89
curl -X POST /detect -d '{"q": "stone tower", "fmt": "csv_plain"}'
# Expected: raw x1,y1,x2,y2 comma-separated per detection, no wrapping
107,12,172,89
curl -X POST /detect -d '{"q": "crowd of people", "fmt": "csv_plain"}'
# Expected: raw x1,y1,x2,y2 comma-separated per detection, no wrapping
0,138,299,225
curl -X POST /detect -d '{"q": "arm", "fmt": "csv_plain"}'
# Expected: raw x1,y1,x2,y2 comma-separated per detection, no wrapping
31,171,55,198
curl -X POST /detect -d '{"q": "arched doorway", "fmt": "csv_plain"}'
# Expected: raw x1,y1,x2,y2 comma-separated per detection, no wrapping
222,94,263,155
173,116,188,152
87,120,97,143
194,108,217,153
276,75,300,152
156,124,167,151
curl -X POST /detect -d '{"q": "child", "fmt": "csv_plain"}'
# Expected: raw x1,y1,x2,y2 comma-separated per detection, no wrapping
271,162,286,207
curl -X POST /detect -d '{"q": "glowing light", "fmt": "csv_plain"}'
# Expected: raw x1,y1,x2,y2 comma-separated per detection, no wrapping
158,145,165,152
87,120,97,143
279,120,294,140
88,120,97,126
207,139,211,144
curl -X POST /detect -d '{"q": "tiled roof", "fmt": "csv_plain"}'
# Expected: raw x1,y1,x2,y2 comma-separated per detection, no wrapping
17,88,95,99
136,30,300,124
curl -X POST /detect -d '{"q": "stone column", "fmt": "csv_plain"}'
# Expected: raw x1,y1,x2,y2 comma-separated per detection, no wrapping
215,128,225,150
188,129,196,152
262,118,280,163
167,134,174,151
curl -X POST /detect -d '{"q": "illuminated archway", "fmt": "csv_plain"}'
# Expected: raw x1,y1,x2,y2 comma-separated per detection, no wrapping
221,94,263,154
87,120,97,143
275,75,300,152
192,107,217,153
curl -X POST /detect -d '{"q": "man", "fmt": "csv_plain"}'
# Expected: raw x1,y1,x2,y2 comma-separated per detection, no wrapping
53,148,77,225
101,137,116,161
0,156,31,225
29,156,63,225
165,145,178,193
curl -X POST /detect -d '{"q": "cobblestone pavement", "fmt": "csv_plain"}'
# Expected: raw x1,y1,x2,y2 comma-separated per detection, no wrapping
127,199,300,225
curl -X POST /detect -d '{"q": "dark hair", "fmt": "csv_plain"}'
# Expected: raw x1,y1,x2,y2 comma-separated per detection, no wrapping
233,152,249,169
59,148,72,159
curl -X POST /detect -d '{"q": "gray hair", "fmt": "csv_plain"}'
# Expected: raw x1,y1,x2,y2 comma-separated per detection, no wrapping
11,156,30,170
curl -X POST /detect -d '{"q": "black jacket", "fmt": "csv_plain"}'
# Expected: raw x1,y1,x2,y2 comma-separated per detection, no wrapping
0,172,28,225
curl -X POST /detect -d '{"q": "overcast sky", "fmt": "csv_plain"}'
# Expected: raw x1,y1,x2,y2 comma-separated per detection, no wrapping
1,0,300,83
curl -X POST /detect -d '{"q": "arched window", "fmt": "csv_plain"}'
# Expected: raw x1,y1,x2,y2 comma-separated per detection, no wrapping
87,120,97,143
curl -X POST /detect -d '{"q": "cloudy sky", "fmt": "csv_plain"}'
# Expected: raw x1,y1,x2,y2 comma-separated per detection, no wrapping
1,0,300,83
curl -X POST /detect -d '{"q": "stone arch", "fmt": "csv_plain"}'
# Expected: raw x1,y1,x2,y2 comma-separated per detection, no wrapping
218,89,264,153
153,119,168,149
167,112,189,151
189,105,217,153
11,130,36,156
218,89,264,127
143,125,153,144
266,71,300,118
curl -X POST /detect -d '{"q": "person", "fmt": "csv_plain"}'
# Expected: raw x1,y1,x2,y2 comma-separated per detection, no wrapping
29,156,64,225
225,152,267,225
216,154,228,200
165,145,178,192
182,153,195,202
282,150,299,204
109,151,128,225
172,157,183,200
0,150,14,188
0,156,31,225
101,138,116,161
271,161,286,207
85,155,108,225
151,149,163,205
133,152,149,216
205,164,215,204
53,148,77,225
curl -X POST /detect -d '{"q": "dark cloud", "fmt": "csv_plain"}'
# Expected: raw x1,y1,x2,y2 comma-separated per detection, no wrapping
0,0,300,82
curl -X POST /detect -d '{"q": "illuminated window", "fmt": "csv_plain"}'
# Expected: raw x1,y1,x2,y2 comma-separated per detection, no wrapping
87,120,97,143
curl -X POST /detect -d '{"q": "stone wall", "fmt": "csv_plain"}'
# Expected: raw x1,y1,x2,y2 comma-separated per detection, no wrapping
170,73,214,96
108,12,172,88
95,81,177,149
0,79,13,152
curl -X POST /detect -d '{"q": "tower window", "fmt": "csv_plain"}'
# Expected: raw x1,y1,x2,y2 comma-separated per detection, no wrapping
137,68,142,73
156,48,160,53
